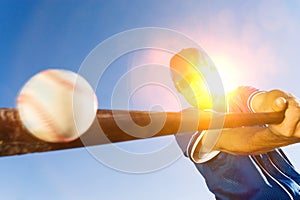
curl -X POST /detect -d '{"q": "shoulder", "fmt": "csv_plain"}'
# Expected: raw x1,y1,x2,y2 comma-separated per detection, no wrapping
229,86,259,98
227,86,260,112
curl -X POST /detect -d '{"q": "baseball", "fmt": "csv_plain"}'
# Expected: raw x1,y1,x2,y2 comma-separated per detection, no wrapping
17,69,98,143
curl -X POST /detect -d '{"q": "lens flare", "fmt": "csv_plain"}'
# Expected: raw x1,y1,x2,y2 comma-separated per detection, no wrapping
174,73,212,109
170,48,222,110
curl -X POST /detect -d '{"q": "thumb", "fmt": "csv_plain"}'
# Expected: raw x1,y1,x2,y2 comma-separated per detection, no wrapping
272,97,287,112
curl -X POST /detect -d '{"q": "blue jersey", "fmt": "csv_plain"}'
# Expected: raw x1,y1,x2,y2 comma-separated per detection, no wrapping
176,86,300,200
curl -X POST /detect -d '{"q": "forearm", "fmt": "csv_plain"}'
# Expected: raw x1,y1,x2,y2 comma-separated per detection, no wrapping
213,88,299,155
194,88,300,158
212,127,300,155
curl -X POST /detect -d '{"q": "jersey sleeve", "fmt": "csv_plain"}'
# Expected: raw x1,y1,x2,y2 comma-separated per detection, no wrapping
188,130,221,163
227,86,261,113
175,130,220,163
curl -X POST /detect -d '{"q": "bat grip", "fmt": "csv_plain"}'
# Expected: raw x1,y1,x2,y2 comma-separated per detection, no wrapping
222,111,285,128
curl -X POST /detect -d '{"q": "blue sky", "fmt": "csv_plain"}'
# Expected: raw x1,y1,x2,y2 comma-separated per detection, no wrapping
1,0,300,199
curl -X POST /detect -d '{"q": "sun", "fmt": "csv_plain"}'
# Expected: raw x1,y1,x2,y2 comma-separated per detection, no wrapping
209,54,240,93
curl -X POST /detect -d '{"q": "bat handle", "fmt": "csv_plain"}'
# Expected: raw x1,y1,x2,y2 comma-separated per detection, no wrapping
262,111,285,124
221,111,285,129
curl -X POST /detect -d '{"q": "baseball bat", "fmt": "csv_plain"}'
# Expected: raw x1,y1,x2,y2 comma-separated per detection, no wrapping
0,108,284,157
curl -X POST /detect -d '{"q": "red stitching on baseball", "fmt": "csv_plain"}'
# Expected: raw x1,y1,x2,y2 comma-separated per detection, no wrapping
42,70,75,90
41,69,98,111
17,94,70,142
41,70,96,97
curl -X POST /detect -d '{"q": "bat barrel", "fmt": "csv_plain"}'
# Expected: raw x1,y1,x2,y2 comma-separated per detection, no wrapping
0,108,285,157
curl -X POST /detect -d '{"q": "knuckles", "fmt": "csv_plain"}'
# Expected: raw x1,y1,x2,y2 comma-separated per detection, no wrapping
269,97,300,138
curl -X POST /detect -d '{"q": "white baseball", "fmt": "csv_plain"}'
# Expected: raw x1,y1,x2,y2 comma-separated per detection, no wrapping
17,69,98,143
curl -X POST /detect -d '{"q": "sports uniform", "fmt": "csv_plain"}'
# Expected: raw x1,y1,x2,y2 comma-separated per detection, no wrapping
176,86,300,199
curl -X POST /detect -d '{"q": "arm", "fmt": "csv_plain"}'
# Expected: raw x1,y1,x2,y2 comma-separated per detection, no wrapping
213,126,300,155
212,90,300,155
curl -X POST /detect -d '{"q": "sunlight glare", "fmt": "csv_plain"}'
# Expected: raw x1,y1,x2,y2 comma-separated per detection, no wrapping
210,54,240,93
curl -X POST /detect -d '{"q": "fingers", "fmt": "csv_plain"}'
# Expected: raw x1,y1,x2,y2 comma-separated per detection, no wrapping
271,97,287,112
269,95,300,138
251,90,289,113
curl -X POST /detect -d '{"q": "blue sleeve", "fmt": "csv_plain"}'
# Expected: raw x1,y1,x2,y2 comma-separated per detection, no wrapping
190,86,300,199
175,131,199,157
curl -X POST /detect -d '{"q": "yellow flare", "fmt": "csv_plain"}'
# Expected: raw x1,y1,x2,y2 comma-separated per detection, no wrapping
174,73,213,110
170,48,216,110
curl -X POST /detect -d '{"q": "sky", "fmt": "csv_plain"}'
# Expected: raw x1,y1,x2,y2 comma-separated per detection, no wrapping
1,0,300,199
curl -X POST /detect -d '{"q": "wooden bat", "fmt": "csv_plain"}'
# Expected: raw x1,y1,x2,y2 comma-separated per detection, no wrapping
0,108,284,157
